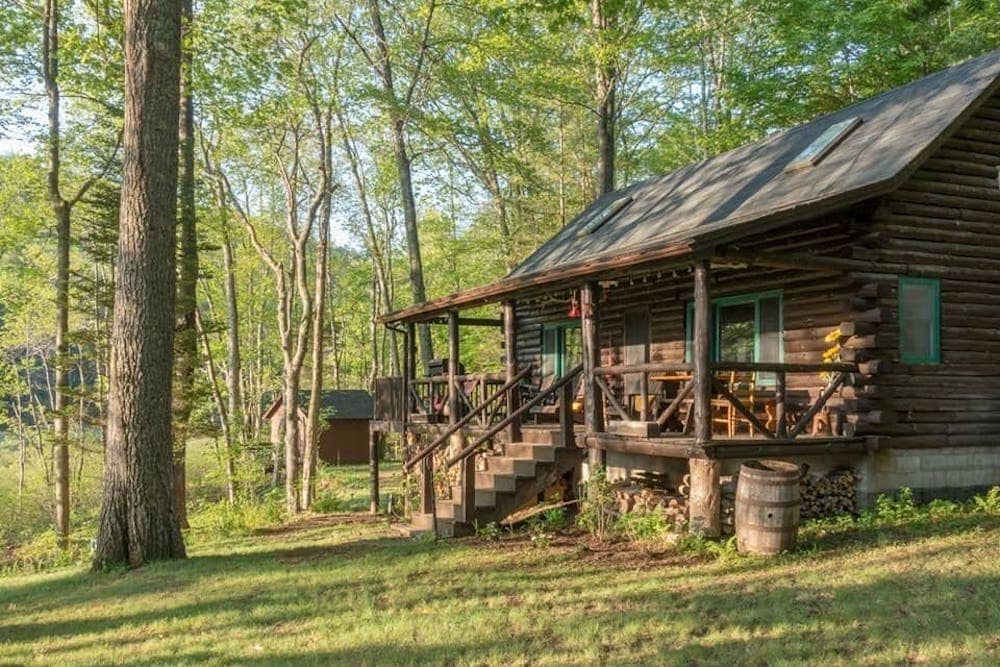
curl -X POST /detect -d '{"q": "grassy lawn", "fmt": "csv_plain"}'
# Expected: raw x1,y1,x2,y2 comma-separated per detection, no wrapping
1,473,998,666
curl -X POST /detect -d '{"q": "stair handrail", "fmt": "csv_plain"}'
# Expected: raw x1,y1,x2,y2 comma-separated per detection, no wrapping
403,364,534,472
444,364,583,468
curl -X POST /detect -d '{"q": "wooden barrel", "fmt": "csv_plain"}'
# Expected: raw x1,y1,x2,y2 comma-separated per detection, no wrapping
735,460,801,555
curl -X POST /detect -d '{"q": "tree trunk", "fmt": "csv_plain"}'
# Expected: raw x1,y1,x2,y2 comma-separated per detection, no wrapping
303,162,331,509
221,224,244,450
43,0,71,547
592,0,616,195
93,0,186,569
368,0,433,372
171,0,198,530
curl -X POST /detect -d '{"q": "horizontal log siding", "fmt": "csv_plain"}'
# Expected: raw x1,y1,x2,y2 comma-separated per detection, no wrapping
856,90,1000,449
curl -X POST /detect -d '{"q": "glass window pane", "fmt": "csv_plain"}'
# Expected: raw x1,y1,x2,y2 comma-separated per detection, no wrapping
542,327,558,380
717,302,755,363
899,279,939,363
759,296,782,363
562,325,582,374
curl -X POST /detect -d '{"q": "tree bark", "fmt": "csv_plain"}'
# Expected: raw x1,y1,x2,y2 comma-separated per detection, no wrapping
302,107,333,508
43,0,71,548
172,0,198,529
93,0,186,569
592,0,616,195
367,0,434,372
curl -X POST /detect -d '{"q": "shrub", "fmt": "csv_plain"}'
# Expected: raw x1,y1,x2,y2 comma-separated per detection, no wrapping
189,489,286,537
1,530,90,574
969,486,1000,514
615,511,672,542
576,467,616,541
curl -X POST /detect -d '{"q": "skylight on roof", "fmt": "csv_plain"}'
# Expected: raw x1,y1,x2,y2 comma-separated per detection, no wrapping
577,195,633,236
785,116,863,173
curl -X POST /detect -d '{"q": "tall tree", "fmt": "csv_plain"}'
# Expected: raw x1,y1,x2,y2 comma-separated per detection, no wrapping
172,0,198,529
93,0,186,569
342,0,437,371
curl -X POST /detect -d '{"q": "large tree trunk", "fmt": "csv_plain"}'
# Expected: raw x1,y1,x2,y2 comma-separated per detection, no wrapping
172,0,198,530
93,0,186,569
43,0,71,547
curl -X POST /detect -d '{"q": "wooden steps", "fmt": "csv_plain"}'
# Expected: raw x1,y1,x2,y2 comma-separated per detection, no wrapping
396,427,584,538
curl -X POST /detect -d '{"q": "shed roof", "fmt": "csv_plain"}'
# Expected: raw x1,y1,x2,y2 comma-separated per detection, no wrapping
384,50,1000,324
262,389,373,421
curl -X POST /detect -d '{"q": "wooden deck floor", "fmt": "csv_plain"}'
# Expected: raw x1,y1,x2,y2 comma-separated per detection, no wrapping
587,431,876,460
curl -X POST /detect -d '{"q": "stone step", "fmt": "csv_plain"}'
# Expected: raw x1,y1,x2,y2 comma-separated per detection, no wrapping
485,456,538,477
522,427,561,445
452,484,500,509
401,513,457,538
476,470,517,492
506,442,556,461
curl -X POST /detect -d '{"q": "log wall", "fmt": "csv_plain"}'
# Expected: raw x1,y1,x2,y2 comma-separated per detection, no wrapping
851,89,1000,449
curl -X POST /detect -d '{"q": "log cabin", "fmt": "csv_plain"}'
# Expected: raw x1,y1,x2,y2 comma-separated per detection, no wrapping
376,50,1000,537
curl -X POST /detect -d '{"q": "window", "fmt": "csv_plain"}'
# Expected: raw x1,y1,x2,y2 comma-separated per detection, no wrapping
899,277,940,364
785,117,862,172
685,292,784,375
542,321,582,379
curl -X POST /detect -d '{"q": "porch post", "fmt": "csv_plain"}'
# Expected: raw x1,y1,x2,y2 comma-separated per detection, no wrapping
449,311,475,523
581,281,605,469
369,427,380,514
689,259,721,536
503,300,522,443
410,320,433,515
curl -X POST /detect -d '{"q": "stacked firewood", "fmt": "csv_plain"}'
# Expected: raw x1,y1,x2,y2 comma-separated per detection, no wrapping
800,467,859,518
720,475,737,535
613,471,688,528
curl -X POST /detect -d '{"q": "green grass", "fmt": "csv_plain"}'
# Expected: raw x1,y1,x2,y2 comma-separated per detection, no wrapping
1,494,998,665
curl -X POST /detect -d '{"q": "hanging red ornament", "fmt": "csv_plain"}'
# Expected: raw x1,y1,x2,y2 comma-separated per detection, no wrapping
567,291,581,318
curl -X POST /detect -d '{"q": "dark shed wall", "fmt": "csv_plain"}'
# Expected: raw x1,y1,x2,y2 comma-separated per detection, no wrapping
319,419,371,464
854,89,1000,449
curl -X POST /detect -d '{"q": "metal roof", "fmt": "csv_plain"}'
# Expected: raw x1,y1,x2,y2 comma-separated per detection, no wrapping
384,50,1000,324
262,390,374,420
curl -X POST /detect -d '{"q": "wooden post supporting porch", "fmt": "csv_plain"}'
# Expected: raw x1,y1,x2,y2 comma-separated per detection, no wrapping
503,300,522,443
581,281,605,469
449,311,476,523
689,259,721,536
408,321,433,515
369,427,380,514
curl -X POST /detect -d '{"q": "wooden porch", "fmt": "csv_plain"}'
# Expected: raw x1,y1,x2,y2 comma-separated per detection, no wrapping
375,257,872,537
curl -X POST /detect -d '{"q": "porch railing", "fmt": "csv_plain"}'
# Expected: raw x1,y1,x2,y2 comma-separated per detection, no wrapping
403,365,533,472
592,360,857,440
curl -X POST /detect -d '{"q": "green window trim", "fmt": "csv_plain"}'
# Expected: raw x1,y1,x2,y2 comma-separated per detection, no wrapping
685,290,785,371
898,276,941,365
541,320,581,379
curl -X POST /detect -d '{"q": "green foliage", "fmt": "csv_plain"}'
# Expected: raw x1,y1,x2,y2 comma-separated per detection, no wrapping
677,533,741,562
576,467,616,541
0,530,90,575
473,519,502,542
188,490,286,537
614,510,673,543
969,486,1000,514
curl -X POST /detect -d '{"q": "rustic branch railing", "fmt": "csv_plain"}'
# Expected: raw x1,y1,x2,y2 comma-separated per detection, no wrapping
403,365,533,471
591,361,857,440
445,364,583,468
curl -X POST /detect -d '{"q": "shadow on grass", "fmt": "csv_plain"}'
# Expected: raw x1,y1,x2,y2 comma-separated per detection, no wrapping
1,512,997,664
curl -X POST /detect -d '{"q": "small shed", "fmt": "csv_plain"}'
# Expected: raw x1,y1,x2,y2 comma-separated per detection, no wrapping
263,390,374,465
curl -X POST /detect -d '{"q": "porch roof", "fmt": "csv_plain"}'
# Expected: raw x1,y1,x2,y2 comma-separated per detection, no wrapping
383,50,1000,325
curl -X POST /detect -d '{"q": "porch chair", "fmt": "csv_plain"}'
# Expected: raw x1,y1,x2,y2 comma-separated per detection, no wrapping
712,371,761,437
